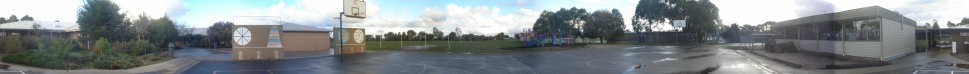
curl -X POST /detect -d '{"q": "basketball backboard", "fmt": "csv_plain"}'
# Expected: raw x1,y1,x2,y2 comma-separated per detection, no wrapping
673,20,685,27
344,0,366,18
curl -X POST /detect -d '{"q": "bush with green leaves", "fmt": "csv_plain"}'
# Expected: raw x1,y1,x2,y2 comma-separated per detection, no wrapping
1,50,82,69
124,39,156,55
917,44,928,52
93,37,110,54
3,35,22,54
141,53,162,61
45,38,79,57
89,53,141,69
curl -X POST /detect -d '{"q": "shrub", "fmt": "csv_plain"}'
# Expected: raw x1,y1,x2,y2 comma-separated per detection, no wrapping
124,39,156,55
1,50,82,69
917,44,928,52
89,53,141,69
93,38,110,54
141,53,162,61
3,35,22,54
45,38,78,57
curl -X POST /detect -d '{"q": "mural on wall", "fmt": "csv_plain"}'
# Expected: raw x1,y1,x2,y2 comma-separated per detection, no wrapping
268,26,282,48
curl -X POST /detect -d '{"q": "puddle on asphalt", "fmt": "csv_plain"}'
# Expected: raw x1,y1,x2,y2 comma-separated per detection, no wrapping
652,58,679,63
664,65,720,74
650,52,677,54
403,45,435,50
622,46,646,50
649,54,713,64
680,54,715,60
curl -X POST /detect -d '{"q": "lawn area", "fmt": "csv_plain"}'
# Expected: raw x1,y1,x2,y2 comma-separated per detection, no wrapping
352,40,578,53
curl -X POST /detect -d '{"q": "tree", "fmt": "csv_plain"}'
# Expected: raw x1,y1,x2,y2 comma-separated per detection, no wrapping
532,7,586,36
207,21,233,47
383,32,395,41
741,24,759,33
580,9,626,43
934,20,940,28
0,17,6,24
455,27,462,40
418,31,428,40
721,23,740,42
757,21,775,32
432,27,443,40
150,15,178,47
77,0,133,42
132,13,155,39
960,17,969,25
633,0,720,42
447,32,457,40
949,21,958,27
7,15,18,22
365,35,374,40
20,15,33,21
406,30,416,40
495,32,507,40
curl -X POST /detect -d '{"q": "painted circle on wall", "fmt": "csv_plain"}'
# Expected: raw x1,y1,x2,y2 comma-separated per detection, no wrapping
341,29,349,43
354,29,364,43
233,27,251,45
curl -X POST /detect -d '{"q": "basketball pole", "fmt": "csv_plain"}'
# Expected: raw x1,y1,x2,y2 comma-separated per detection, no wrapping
339,12,344,63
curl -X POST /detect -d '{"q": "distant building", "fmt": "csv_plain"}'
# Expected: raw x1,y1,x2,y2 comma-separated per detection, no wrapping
279,23,332,51
188,23,332,51
0,21,82,39
770,6,916,61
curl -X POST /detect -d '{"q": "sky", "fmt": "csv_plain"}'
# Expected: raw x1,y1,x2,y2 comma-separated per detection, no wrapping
1,0,968,36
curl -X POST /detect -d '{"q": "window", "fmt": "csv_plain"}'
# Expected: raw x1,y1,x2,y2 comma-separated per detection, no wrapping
800,25,817,40
842,18,880,41
963,32,969,36
786,27,798,39
822,21,841,40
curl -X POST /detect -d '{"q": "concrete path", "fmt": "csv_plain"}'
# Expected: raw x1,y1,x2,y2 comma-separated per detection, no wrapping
0,47,335,74
730,43,969,74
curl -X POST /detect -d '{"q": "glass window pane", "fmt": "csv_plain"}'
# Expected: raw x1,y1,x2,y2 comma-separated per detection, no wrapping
868,18,880,40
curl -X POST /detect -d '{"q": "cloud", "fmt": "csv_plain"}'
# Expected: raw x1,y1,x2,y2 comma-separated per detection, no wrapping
578,0,624,2
0,0,188,22
230,0,362,28
793,0,836,17
888,0,969,27
225,1,544,35
0,0,82,22
114,0,190,19
505,0,538,6
358,4,541,35
422,8,447,22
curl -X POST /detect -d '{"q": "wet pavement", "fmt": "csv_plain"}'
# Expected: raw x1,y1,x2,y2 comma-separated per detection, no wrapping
174,47,336,61
182,45,783,74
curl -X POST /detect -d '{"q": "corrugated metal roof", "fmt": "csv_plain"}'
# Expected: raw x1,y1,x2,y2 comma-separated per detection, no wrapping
0,21,80,32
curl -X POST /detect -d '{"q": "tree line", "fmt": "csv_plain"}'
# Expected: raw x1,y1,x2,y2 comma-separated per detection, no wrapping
0,15,35,24
75,0,180,47
364,27,511,41
631,0,720,43
531,7,626,44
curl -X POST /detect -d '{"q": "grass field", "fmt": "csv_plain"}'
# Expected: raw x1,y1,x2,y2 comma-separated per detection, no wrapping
338,40,579,53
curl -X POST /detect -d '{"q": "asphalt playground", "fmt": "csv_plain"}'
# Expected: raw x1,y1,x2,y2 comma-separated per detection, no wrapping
182,45,784,74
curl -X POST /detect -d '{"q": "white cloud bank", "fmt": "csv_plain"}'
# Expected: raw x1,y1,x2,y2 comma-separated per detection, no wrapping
0,0,188,22
232,0,542,35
